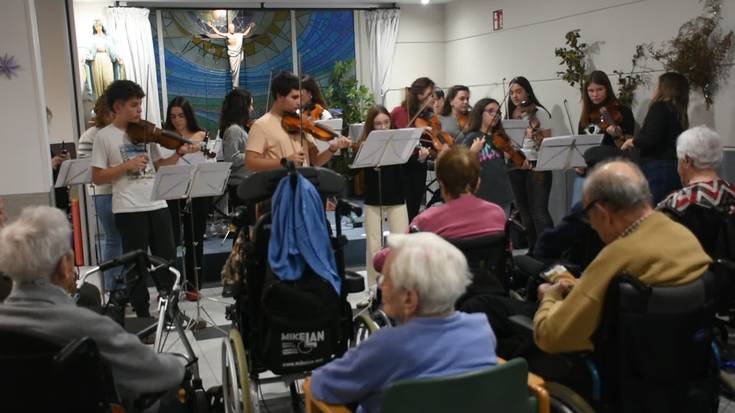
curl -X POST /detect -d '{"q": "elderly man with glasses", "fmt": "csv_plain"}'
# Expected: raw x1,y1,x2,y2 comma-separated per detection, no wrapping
533,159,711,354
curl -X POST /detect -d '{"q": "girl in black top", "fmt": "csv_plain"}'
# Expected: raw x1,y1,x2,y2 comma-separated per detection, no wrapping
572,71,637,203
578,70,635,147
621,72,689,203
390,77,434,222
456,98,514,215
356,105,409,284
506,76,553,253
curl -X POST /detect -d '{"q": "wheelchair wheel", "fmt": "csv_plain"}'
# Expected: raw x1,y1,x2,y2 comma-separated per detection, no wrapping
546,382,595,413
351,312,379,347
222,329,259,413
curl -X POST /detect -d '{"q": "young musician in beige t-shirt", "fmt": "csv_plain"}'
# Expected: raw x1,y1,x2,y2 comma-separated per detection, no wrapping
245,71,351,172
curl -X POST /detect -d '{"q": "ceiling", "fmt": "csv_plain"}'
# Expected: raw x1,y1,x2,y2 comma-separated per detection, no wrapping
85,0,453,7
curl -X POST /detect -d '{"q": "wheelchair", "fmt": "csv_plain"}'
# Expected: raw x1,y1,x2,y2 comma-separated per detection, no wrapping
80,251,210,412
0,331,121,413
509,267,724,413
221,163,367,413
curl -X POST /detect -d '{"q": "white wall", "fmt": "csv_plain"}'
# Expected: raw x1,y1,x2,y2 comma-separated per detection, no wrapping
443,0,735,144
0,0,53,197
36,0,78,144
383,4,447,110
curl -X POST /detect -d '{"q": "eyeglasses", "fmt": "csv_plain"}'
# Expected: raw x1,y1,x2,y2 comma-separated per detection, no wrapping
581,199,601,224
484,109,501,116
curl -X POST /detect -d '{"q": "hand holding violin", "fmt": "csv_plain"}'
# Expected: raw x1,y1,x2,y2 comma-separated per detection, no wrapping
287,150,306,166
605,124,623,138
176,143,200,156
329,136,352,153
620,138,635,151
125,154,149,172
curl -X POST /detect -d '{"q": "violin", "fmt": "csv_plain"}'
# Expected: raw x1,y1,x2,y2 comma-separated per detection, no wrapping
513,100,550,150
281,112,339,142
488,127,526,168
127,120,192,150
414,113,455,153
127,120,216,158
589,102,630,148
307,104,325,121
457,113,469,131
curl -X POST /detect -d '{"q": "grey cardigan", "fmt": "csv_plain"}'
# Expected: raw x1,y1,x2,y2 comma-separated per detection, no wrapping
0,283,185,400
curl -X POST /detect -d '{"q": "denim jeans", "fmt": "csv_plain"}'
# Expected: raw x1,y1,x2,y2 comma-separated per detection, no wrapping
640,160,681,205
93,194,124,291
509,169,554,252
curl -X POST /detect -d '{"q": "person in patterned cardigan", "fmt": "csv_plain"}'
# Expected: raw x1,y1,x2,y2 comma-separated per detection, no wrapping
657,125,735,257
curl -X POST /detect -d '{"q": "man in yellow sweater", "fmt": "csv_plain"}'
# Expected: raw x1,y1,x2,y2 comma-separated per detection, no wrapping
533,159,711,353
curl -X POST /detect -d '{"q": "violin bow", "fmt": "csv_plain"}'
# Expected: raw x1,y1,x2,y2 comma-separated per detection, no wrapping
487,78,513,136
142,63,151,153
563,99,575,135
406,94,435,128
265,69,273,115
297,55,304,150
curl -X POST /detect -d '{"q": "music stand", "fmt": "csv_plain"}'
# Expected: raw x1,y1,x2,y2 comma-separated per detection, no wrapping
312,119,344,153
534,134,603,171
501,119,528,147
350,128,422,249
152,162,232,331
149,165,194,201
54,158,91,188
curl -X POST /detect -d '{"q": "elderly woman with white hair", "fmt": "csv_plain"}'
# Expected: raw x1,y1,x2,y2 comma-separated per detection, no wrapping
657,125,735,255
0,206,186,402
310,232,497,413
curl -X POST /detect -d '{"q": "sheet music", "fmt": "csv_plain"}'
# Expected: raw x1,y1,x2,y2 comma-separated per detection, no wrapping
312,119,345,152
189,162,232,197
54,158,92,188
350,128,423,169
501,119,528,147
534,134,603,171
150,165,194,201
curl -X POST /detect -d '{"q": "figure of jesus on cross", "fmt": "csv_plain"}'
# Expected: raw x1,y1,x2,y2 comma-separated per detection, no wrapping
205,20,256,89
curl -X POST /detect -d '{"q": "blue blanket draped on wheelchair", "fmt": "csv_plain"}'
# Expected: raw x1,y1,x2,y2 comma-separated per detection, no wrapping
268,174,341,295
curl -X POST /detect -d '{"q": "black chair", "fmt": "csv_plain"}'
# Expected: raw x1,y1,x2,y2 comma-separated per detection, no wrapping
512,269,722,412
0,330,121,413
447,232,511,300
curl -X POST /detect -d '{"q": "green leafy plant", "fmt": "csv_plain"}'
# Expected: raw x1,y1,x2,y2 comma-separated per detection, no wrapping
613,45,648,107
324,59,374,131
555,29,589,95
324,59,374,180
640,0,733,107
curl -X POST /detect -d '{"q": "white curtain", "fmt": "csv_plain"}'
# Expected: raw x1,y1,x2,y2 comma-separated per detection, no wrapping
365,9,400,105
107,7,161,127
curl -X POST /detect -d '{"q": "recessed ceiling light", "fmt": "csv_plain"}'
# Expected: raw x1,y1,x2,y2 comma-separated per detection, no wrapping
421,0,430,4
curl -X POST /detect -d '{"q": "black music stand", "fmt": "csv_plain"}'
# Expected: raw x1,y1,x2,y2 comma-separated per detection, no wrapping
350,128,422,249
151,162,232,330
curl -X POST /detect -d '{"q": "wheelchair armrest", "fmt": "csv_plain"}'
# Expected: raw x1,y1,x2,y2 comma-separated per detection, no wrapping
509,314,534,333
303,377,354,413
344,271,366,294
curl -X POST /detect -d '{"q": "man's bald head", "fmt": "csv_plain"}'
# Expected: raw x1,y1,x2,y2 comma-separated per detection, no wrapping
583,159,652,212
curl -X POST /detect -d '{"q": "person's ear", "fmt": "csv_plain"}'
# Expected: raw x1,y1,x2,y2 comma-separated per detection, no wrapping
474,177,482,194
52,253,76,293
403,289,419,318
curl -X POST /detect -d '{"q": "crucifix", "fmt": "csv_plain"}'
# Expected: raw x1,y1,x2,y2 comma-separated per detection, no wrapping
204,20,256,89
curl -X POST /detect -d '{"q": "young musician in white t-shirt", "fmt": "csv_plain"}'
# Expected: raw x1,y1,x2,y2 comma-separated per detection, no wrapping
91,80,198,318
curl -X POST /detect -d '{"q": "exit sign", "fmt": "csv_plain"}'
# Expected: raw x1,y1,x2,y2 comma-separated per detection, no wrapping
493,9,503,31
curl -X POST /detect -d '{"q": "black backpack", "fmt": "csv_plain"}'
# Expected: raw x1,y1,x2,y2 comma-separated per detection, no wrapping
257,266,344,375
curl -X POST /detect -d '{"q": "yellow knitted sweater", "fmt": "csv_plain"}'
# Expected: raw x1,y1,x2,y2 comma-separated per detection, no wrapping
533,211,711,353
